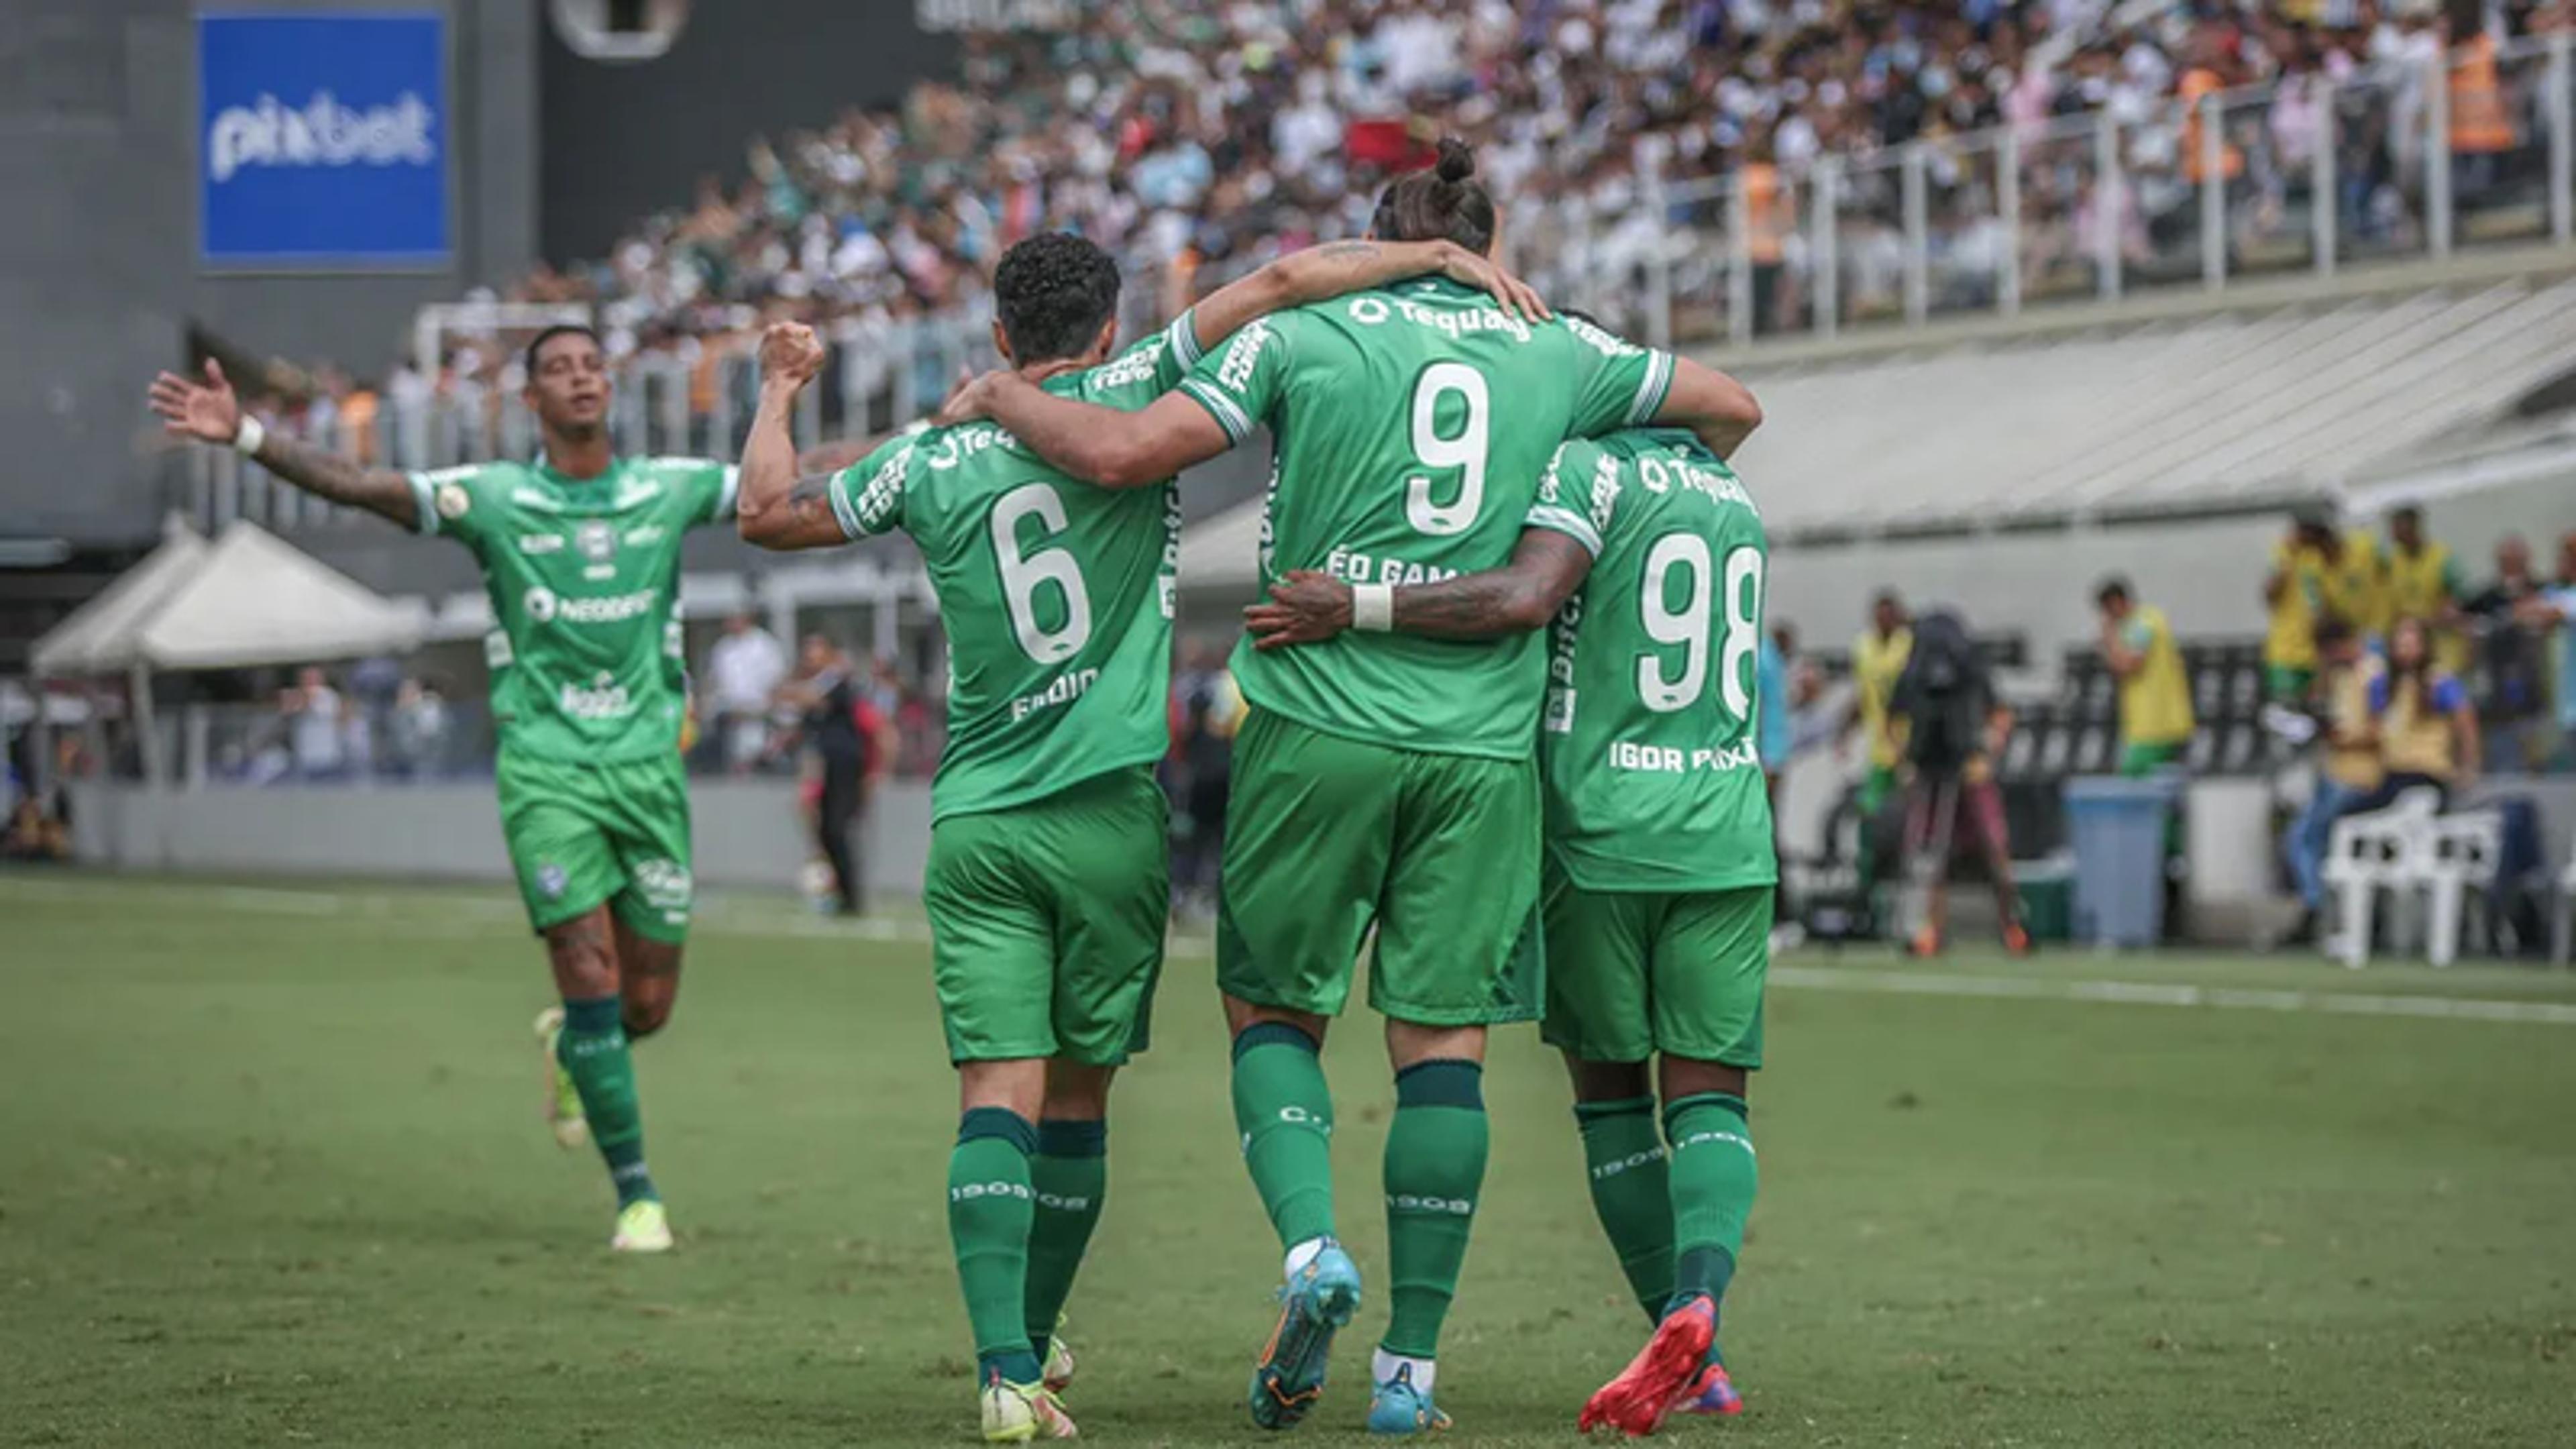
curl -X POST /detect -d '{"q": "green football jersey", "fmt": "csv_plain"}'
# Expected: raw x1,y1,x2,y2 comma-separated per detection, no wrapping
830,313,1203,821
1521,429,1778,892
405,455,737,763
1179,276,1676,758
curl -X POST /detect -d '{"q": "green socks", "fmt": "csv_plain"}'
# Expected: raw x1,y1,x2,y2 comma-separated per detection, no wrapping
1231,1023,1338,1249
557,996,655,1208
1024,1118,1108,1358
1379,1059,1489,1360
1575,1096,1676,1323
1664,1093,1758,1309
949,1107,1042,1387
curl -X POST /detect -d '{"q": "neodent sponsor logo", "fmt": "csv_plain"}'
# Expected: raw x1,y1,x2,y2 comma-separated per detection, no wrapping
208,92,437,184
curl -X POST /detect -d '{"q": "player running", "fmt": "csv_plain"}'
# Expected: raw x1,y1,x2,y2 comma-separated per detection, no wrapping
940,141,1762,1435
1244,425,1772,1436
735,230,1545,1444
148,327,757,1254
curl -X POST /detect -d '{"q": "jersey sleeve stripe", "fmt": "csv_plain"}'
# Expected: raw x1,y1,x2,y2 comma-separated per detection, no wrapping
1626,350,1676,426
827,472,865,540
402,472,440,536
1179,379,1252,443
714,465,741,521
1165,309,1203,368
1525,504,1603,556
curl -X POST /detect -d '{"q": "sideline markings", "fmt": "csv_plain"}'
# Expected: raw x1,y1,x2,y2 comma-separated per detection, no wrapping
10,875,2575,1026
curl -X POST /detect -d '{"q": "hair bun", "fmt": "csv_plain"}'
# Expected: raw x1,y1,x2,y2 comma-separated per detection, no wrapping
1433,136,1476,184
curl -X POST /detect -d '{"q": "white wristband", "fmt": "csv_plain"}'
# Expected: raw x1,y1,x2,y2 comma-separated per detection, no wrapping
1351,582,1395,633
231,415,266,458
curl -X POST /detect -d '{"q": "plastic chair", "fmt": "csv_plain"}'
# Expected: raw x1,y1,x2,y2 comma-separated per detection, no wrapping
2418,810,2502,969
2320,789,2440,969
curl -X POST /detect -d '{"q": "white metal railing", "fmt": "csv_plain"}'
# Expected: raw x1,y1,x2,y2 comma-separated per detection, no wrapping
173,34,2576,532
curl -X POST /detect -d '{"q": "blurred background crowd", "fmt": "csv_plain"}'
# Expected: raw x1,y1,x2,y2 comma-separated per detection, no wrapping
218,0,2576,444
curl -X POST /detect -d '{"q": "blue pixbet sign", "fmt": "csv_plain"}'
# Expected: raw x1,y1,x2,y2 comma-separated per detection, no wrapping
198,11,451,269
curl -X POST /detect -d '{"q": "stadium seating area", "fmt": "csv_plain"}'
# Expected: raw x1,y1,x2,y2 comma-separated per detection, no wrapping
220,0,2576,435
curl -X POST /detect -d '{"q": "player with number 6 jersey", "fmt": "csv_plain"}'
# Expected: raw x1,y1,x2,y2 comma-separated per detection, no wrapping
1242,425,1772,1435
734,229,1551,1444
944,141,1762,1436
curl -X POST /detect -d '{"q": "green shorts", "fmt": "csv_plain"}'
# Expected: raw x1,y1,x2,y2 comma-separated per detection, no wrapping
496,748,694,941
1540,868,1768,1068
923,765,1168,1066
1858,763,1901,815
2118,739,2188,777
1216,709,1542,1026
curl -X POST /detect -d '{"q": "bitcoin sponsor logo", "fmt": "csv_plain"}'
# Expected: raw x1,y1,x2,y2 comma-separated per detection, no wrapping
435,483,471,520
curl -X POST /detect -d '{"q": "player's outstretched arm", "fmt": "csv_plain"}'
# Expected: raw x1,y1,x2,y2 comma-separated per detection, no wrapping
950,378,1230,491
147,361,421,529
1650,356,1764,460
1244,529,1597,649
737,323,848,551
1187,239,1547,352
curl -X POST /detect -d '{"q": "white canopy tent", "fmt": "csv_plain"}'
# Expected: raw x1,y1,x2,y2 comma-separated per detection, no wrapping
28,520,426,788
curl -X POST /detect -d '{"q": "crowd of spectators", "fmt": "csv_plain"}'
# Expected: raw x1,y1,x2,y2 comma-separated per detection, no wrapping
221,0,2576,451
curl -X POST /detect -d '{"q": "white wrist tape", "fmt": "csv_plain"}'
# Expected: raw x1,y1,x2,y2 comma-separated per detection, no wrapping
1351,582,1395,633
232,416,266,458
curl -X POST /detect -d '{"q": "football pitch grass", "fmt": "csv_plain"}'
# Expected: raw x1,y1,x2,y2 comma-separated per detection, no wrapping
5,873,2573,1447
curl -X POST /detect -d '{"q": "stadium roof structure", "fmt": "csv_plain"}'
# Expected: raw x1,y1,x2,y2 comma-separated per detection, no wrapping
1175,276,2576,584
31,520,424,676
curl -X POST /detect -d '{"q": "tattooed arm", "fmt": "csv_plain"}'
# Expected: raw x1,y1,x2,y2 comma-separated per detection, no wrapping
147,360,421,529
736,324,851,551
1244,529,1597,649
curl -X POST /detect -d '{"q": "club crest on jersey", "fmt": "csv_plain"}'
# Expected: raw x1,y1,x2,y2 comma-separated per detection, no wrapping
435,483,471,520
576,520,617,564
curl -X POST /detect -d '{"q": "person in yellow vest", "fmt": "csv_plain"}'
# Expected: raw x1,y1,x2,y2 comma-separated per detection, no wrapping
2350,615,2480,813
2380,503,2467,672
2280,619,2385,943
2096,578,2197,775
1844,591,1915,815
2263,506,2381,701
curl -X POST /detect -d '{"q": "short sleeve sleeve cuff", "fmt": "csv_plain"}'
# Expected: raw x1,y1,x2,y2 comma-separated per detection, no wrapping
1164,308,1204,369
1523,504,1603,556
713,465,741,522
1179,378,1254,444
1625,350,1676,425
404,472,444,537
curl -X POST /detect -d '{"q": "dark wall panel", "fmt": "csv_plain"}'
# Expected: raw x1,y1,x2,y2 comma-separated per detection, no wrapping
0,0,537,545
